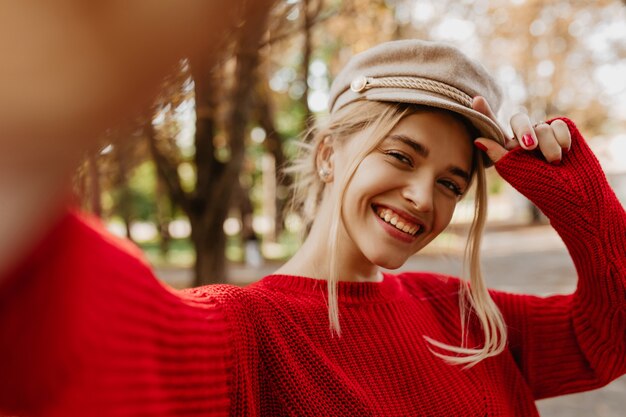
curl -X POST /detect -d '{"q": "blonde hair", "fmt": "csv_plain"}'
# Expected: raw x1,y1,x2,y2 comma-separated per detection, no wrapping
287,100,506,368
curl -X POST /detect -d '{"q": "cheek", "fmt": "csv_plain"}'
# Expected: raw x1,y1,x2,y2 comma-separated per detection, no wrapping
342,159,392,204
432,196,458,232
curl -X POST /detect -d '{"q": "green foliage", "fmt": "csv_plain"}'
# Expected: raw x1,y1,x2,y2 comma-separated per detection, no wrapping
276,100,309,138
139,238,194,268
127,162,157,220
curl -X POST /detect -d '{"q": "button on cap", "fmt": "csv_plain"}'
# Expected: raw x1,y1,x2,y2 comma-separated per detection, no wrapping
350,75,368,92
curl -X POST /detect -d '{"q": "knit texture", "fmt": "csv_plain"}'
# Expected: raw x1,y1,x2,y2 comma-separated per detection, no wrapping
0,118,624,416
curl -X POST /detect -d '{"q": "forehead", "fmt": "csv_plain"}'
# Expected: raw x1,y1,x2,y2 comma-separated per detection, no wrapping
385,110,474,167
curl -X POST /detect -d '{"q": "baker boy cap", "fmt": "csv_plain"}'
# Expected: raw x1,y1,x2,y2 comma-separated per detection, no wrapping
328,39,506,153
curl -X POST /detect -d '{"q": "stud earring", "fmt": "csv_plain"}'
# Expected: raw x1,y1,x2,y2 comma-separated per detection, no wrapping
318,167,331,179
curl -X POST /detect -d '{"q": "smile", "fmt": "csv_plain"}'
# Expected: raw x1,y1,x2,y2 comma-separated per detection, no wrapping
372,205,424,237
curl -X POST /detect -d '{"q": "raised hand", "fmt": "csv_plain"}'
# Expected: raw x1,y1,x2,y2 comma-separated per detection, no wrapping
472,96,571,165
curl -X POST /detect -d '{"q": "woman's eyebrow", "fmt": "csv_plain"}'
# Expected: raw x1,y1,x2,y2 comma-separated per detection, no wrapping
449,167,471,183
387,134,470,182
387,134,429,158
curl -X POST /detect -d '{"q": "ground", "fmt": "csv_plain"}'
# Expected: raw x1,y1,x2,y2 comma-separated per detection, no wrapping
155,224,625,416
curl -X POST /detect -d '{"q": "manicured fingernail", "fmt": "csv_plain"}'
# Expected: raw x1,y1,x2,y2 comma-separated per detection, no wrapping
474,142,488,151
521,133,535,147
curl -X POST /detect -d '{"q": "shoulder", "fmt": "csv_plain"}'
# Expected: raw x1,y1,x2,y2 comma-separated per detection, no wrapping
62,210,153,278
180,282,275,325
181,284,250,308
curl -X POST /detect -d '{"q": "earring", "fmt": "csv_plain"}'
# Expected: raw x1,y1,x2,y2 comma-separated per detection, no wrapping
318,167,331,180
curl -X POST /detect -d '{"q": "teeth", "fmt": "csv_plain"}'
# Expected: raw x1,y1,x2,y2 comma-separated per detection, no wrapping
374,206,422,236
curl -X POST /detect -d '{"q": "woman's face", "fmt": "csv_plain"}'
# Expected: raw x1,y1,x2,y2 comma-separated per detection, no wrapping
332,110,474,270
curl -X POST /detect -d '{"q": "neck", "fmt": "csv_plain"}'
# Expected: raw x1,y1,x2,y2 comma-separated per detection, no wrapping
275,213,381,283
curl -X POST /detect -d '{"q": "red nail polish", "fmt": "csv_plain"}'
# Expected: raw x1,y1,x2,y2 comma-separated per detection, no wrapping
474,142,488,151
521,133,535,147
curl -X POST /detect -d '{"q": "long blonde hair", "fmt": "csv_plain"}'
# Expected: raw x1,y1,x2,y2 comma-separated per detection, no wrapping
287,100,506,368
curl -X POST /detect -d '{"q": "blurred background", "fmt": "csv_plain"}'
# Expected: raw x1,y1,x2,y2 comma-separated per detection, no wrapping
73,1,625,414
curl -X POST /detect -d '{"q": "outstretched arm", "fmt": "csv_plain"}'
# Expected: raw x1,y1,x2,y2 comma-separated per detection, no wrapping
0,2,277,413
0,0,274,281
0,211,239,416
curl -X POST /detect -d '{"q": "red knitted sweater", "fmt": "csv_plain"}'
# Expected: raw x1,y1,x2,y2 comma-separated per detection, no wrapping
1,118,625,416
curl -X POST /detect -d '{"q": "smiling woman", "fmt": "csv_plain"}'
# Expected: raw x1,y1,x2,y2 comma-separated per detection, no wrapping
279,99,502,366
1,39,625,417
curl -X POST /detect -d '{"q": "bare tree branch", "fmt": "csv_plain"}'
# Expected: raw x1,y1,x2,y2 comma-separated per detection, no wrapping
260,5,336,47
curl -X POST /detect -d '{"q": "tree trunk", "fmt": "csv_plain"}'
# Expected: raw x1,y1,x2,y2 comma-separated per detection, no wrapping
148,3,273,287
235,179,255,243
121,209,133,241
155,175,172,258
190,213,228,286
114,146,134,241
189,65,223,286
190,5,270,286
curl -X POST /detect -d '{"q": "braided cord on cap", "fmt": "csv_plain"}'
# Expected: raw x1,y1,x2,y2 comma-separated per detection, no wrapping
351,76,473,108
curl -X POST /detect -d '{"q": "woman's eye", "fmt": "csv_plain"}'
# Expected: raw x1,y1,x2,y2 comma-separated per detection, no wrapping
439,179,463,197
386,151,413,167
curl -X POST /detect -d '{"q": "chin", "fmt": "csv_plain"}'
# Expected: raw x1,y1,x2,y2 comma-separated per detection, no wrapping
370,254,407,270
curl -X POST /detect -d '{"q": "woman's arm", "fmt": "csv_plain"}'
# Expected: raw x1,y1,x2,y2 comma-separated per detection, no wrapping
489,118,626,398
0,211,238,416
0,3,277,414
0,0,273,281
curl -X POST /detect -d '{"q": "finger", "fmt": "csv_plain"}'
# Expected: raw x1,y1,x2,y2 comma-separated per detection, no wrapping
504,135,520,151
549,119,572,152
472,96,498,123
535,122,562,164
472,96,507,133
474,138,507,164
510,113,538,150
473,96,517,151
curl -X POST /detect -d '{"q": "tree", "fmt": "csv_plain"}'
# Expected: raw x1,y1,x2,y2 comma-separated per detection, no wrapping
149,1,274,285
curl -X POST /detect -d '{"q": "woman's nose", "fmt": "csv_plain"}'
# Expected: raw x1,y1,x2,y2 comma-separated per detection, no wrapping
401,180,434,213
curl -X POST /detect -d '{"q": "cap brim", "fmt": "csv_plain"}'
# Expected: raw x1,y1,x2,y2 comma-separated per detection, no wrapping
363,89,506,167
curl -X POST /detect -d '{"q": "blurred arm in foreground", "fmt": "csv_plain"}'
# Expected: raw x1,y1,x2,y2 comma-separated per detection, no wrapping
0,0,270,280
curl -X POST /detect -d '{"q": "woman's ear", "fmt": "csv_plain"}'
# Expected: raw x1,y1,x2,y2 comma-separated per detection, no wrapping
316,135,335,183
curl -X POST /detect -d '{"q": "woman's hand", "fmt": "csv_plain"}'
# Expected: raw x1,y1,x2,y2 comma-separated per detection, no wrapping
472,97,617,234
471,96,572,165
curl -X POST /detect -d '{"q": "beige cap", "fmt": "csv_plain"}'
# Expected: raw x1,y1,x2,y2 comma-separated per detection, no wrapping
328,39,506,151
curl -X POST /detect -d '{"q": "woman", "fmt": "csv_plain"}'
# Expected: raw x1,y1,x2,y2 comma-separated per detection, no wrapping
1,40,624,416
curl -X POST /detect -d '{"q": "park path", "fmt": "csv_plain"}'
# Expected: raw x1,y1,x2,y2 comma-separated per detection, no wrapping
155,224,625,416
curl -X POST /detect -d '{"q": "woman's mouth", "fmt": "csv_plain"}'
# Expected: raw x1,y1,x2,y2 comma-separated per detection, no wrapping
372,204,424,237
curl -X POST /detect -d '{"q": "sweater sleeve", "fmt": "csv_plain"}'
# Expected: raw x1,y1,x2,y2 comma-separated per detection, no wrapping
490,118,626,399
0,211,235,416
